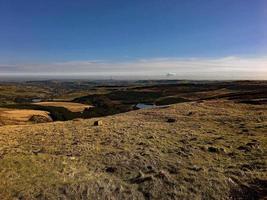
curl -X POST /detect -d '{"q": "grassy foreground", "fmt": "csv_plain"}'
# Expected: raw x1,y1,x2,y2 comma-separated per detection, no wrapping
0,100,266,199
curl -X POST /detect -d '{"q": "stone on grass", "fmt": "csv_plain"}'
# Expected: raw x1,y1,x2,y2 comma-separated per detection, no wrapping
105,166,117,173
187,111,193,116
167,118,176,123
29,115,52,123
94,120,103,126
208,146,225,153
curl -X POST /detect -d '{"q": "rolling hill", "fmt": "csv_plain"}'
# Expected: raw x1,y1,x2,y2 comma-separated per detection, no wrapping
0,100,266,199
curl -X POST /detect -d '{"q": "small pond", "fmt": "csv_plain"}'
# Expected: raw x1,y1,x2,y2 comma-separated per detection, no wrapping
31,98,42,103
135,103,156,109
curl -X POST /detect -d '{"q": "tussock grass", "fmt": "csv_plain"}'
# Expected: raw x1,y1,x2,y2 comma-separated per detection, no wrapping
0,100,266,199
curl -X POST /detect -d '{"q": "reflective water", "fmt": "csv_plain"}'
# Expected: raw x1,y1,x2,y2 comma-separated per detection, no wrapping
135,103,155,109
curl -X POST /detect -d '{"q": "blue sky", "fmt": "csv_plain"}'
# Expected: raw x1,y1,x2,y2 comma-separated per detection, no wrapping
0,0,266,79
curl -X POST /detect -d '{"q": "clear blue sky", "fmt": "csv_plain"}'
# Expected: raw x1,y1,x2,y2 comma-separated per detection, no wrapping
0,0,266,79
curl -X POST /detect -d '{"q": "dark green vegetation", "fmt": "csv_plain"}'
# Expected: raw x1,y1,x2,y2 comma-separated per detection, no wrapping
73,80,267,106
1,80,267,123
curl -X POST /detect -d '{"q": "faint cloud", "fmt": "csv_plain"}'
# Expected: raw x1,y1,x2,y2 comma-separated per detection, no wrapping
0,56,267,79
166,72,177,77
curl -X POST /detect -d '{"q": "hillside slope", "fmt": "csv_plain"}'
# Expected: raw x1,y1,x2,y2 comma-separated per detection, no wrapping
0,108,52,126
0,100,266,199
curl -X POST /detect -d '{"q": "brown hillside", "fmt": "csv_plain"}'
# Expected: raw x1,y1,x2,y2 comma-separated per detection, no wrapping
0,108,52,126
33,102,91,112
0,100,266,199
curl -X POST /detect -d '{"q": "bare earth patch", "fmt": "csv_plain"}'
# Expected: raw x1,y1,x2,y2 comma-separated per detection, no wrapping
33,101,92,112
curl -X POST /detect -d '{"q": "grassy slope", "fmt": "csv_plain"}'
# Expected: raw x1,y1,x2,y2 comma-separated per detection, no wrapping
0,108,51,126
33,102,91,112
0,100,266,199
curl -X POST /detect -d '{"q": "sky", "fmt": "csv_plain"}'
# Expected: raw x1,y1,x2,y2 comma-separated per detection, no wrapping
0,0,267,79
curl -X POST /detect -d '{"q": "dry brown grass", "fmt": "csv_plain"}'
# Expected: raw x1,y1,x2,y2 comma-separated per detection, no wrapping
33,102,92,112
0,108,51,126
0,100,266,199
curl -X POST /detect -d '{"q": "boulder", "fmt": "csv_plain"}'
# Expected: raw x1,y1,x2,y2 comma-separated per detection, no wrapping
94,120,103,126
167,118,176,123
187,111,193,116
208,146,225,153
29,115,53,123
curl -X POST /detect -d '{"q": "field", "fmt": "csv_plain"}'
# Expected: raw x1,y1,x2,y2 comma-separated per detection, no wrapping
33,102,91,112
0,108,51,126
0,80,266,199
0,100,266,199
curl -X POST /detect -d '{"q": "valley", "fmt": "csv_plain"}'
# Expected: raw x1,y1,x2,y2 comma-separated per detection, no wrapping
0,80,266,199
